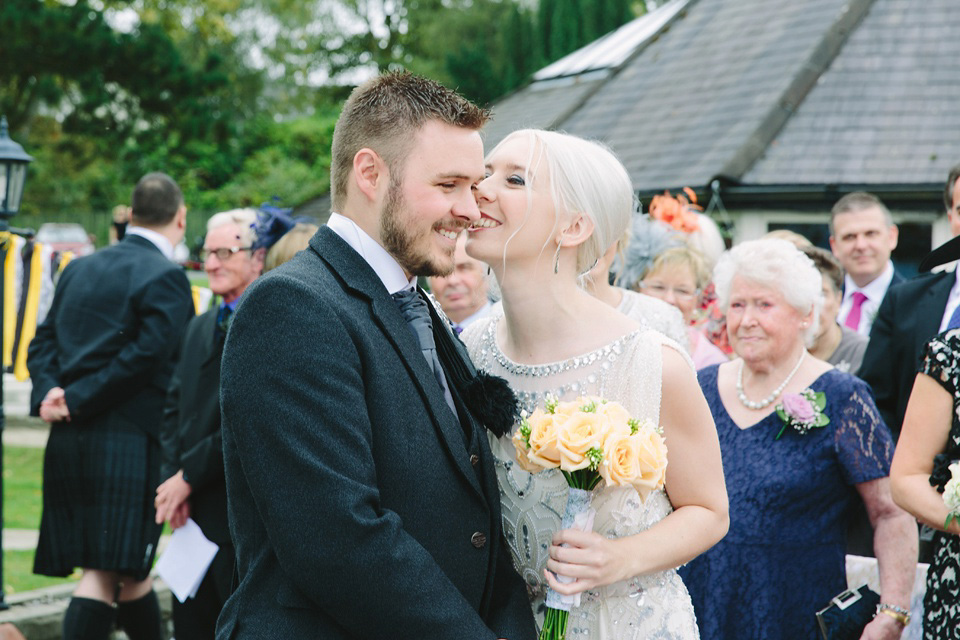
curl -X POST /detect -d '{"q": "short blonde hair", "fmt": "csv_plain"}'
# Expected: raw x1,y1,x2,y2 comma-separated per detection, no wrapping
645,246,711,291
265,223,319,272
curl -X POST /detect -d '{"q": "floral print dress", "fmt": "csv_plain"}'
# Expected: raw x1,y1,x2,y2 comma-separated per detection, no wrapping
920,330,960,640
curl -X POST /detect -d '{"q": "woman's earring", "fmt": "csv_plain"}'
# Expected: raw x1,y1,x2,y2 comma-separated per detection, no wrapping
553,240,562,274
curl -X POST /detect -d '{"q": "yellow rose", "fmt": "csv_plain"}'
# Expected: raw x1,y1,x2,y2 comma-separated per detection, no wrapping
631,428,669,501
512,429,546,473
599,431,642,488
597,400,632,435
526,411,563,469
557,411,609,471
551,399,580,419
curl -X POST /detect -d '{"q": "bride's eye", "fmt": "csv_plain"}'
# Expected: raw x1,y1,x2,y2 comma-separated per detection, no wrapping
508,174,526,186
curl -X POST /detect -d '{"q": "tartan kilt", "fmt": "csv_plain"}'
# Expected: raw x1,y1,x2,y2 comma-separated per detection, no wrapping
33,413,162,580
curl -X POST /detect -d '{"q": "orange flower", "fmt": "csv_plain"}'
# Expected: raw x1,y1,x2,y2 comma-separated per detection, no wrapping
648,189,702,233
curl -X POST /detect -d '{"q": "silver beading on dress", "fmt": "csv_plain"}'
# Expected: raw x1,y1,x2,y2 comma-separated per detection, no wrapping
462,312,701,640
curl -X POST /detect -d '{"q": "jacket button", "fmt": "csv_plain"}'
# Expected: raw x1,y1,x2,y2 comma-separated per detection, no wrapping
469,454,480,466
470,532,487,549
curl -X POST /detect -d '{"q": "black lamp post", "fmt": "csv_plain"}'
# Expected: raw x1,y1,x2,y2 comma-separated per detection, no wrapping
0,116,34,610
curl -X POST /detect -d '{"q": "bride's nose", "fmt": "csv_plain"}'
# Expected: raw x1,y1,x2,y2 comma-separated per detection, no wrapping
474,176,495,202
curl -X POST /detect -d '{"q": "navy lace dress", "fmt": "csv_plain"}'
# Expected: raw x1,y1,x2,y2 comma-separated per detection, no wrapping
680,366,894,640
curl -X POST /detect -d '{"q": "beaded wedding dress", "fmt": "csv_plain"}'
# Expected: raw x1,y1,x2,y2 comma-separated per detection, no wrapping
462,313,701,640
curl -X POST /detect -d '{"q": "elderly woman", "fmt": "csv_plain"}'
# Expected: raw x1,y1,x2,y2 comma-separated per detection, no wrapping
640,246,728,369
681,238,917,640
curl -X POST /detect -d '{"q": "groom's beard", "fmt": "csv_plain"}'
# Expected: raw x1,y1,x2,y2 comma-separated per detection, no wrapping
380,180,456,278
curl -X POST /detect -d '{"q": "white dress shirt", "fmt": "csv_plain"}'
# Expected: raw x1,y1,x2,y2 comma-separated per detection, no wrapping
125,226,175,261
326,213,416,294
938,266,960,332
838,261,895,336
451,301,493,333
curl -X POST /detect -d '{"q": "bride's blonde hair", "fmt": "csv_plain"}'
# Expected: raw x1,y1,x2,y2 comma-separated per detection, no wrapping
488,129,635,276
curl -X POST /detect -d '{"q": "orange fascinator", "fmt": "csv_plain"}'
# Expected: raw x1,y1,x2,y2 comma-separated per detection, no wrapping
648,187,702,233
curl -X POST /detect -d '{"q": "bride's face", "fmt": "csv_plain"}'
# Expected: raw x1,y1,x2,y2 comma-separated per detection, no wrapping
466,135,559,271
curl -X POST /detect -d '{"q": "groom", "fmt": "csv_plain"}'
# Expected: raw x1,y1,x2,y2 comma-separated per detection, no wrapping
216,72,536,639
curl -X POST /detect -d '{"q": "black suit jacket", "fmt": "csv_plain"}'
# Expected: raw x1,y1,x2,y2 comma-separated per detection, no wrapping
27,234,194,435
860,269,954,440
161,307,231,547
216,227,535,640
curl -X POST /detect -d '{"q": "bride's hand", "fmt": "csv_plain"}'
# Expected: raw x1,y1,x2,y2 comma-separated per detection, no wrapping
543,529,629,595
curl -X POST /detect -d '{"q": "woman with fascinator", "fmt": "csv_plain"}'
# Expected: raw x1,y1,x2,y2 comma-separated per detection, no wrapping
460,129,728,638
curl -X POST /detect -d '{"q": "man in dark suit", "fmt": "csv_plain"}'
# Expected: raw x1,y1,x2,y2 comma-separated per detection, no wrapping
27,172,194,640
216,72,535,640
155,208,265,639
861,165,960,441
830,192,904,337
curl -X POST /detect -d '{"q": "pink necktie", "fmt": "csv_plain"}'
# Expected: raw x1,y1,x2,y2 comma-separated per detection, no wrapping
844,291,868,331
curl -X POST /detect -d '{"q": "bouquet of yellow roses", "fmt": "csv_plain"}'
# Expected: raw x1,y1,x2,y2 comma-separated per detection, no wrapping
512,395,668,640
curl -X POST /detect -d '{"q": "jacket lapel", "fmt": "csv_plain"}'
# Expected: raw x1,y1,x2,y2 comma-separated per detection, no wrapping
311,228,484,497
197,310,222,367
919,271,955,336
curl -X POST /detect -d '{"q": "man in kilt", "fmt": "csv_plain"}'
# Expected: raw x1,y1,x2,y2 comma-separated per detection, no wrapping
27,172,195,640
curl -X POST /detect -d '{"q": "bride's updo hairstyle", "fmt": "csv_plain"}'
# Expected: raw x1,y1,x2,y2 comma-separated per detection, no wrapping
713,238,823,345
491,129,635,275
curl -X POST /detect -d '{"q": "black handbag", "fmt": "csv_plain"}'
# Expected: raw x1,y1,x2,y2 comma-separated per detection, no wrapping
815,584,880,640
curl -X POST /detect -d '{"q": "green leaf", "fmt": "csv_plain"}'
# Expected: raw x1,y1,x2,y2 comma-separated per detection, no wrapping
776,407,788,423
947,513,956,531
815,414,830,427
814,392,827,411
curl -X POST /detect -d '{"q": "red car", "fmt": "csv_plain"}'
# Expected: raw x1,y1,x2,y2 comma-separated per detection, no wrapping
36,223,95,257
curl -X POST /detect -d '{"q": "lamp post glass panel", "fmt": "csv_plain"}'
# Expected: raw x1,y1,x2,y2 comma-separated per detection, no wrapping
0,116,33,609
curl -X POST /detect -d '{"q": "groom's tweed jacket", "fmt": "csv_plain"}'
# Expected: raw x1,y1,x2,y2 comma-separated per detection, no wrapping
216,226,535,640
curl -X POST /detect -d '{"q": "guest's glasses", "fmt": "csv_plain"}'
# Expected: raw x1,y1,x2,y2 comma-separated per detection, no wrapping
639,281,699,301
200,246,253,261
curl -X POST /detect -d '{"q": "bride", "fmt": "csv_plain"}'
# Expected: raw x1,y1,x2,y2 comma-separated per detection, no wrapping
461,129,729,638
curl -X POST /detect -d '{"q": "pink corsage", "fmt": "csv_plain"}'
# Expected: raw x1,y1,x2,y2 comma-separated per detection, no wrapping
774,389,829,440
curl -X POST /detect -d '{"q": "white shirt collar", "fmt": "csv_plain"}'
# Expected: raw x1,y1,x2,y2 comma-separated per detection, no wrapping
326,213,416,294
843,261,895,302
453,301,493,330
125,226,175,261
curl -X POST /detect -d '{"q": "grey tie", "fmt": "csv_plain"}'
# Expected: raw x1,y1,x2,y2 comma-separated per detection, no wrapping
391,288,458,416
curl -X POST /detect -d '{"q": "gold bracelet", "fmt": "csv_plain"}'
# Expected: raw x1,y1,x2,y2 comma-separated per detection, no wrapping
877,608,910,626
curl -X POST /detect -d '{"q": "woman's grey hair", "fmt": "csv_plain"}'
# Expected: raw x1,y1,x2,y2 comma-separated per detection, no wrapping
489,129,634,276
713,238,823,345
206,208,259,247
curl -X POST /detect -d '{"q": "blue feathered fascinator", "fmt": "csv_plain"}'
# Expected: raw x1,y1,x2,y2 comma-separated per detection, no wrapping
251,199,308,250
612,214,685,290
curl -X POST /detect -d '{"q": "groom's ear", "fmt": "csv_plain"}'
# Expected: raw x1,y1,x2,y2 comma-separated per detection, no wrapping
557,213,595,248
353,148,387,203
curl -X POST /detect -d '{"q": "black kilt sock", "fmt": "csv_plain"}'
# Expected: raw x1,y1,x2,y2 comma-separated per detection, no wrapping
116,590,162,640
62,597,116,640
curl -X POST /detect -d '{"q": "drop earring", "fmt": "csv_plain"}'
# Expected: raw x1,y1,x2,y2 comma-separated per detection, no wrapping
553,240,562,274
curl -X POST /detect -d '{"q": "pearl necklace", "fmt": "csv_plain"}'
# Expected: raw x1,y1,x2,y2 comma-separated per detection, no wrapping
737,351,806,410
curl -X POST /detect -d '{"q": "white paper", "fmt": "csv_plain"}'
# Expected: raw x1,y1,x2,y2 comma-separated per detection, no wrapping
155,518,219,603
